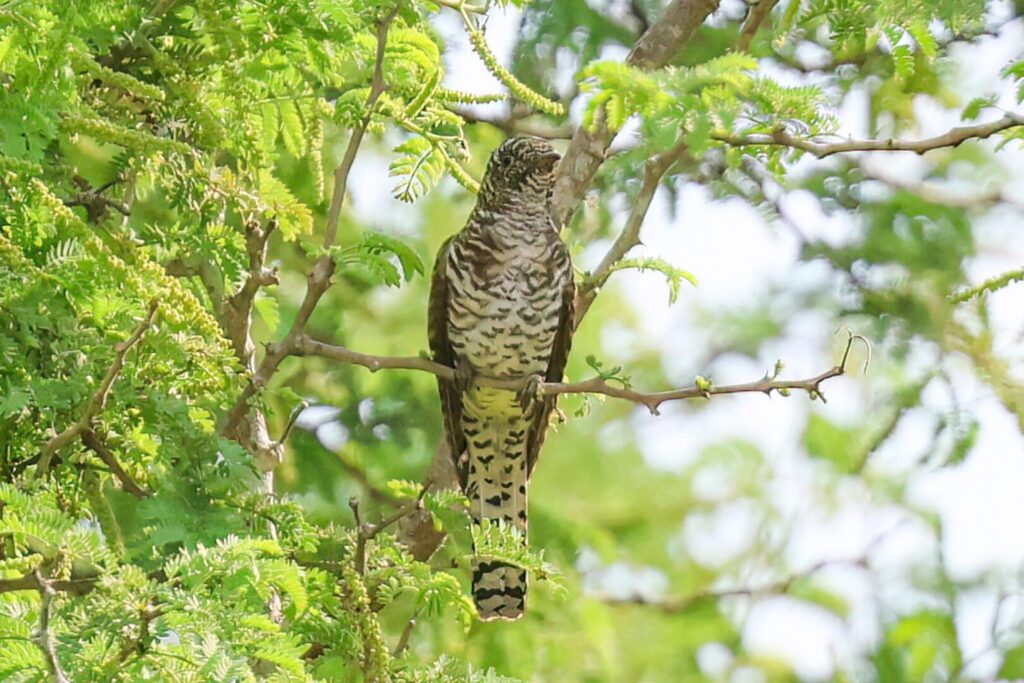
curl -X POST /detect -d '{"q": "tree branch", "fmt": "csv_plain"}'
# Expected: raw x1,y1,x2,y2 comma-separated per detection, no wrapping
222,4,401,474
735,0,780,51
0,574,95,595
393,608,420,656
31,570,71,683
80,428,150,499
349,485,430,574
573,140,693,326
296,333,859,415
456,109,574,140
323,5,398,250
550,0,721,227
430,0,485,13
713,114,1024,158
36,302,158,478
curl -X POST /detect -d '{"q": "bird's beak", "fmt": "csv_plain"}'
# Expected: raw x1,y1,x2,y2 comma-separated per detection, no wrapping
535,150,561,173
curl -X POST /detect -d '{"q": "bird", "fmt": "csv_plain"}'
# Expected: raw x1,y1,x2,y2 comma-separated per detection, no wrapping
428,136,574,621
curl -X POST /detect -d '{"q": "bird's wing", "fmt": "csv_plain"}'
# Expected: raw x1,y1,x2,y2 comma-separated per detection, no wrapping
428,236,468,489
526,258,575,477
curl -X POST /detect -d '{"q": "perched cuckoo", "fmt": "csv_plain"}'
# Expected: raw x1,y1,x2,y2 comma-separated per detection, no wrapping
428,136,574,621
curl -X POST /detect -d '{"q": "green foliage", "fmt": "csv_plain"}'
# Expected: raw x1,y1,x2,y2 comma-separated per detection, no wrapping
2,0,1023,680
607,257,698,304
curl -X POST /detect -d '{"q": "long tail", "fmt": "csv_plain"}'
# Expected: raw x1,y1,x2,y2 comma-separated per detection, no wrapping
462,408,530,621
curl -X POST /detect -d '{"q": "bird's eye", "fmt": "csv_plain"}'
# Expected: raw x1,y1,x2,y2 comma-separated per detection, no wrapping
500,155,512,167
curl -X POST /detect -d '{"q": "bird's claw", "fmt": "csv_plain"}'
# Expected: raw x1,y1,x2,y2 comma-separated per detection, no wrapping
516,374,545,412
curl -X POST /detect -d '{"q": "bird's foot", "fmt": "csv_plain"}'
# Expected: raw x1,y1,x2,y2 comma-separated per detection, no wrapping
516,374,545,412
453,358,476,394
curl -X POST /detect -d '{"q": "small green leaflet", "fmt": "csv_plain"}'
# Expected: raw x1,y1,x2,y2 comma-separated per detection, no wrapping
607,257,698,304
257,170,313,241
330,232,425,287
389,137,446,202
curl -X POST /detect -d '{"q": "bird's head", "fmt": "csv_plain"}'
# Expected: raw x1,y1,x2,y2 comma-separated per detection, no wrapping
477,136,561,210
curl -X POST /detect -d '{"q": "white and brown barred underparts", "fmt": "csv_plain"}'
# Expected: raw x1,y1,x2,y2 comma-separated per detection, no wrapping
428,137,574,621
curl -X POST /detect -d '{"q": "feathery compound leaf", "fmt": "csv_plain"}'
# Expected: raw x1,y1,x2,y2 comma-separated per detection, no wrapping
278,100,307,157
257,170,313,241
389,137,446,202
579,62,670,132
470,519,564,592
330,233,424,287
608,257,698,304
251,634,309,676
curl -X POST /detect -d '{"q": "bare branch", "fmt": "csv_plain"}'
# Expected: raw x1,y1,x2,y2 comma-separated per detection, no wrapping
859,165,1024,211
36,302,158,478
713,114,1024,159
80,428,149,499
736,0,780,51
606,527,895,612
273,400,308,449
295,333,855,415
295,335,454,378
550,0,722,226
573,140,693,326
31,570,71,683
224,219,279,353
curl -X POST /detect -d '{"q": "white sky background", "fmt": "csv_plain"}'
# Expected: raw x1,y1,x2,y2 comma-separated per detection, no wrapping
341,2,1024,680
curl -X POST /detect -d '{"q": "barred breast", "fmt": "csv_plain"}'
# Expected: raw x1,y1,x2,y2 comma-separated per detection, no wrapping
445,212,570,383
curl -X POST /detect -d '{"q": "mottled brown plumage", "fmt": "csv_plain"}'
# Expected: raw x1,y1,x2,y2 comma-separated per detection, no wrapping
428,136,574,620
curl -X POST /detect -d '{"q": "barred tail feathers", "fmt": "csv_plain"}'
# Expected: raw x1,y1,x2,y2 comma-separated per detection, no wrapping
462,404,530,621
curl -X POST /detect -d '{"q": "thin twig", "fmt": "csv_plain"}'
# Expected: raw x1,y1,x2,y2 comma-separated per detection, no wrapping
573,140,692,326
323,5,399,249
80,428,149,498
296,333,860,415
349,498,367,574
735,0,780,51
36,302,158,478
31,570,71,683
430,0,486,13
456,109,574,140
603,558,851,613
713,114,1024,159
350,485,431,574
393,608,420,656
0,574,96,595
274,400,309,449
